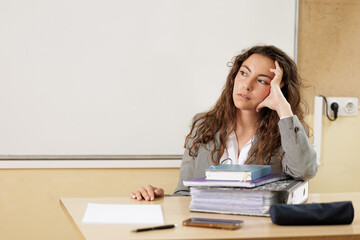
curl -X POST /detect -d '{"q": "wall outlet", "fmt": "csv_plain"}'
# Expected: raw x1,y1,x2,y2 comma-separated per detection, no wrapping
326,97,358,117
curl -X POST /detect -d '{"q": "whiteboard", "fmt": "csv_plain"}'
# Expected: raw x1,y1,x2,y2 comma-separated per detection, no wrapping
0,0,297,156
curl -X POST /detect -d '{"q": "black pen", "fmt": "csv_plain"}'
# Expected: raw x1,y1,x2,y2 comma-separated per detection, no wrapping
132,224,176,232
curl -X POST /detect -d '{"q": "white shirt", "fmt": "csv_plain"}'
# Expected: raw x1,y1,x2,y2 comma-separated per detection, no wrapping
219,117,291,165
219,131,255,165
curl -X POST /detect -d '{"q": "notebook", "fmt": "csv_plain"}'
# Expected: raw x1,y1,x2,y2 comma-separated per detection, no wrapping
205,164,271,181
184,174,289,188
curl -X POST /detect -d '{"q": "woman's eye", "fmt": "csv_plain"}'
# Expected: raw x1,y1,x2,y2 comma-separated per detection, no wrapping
240,71,247,76
258,79,270,85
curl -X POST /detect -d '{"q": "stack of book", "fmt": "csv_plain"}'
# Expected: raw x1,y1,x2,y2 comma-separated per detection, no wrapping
184,165,308,216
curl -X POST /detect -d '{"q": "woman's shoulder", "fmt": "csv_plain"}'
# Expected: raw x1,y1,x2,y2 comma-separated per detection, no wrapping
187,112,205,138
188,113,207,132
186,112,221,149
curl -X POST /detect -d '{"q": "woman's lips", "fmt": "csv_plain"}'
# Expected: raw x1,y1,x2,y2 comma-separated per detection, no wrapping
238,93,250,101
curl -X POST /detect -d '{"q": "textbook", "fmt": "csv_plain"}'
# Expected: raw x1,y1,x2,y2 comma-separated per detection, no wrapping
183,174,289,188
205,164,271,181
189,179,309,217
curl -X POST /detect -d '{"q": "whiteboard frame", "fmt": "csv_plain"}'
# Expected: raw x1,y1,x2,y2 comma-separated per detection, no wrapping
0,159,182,169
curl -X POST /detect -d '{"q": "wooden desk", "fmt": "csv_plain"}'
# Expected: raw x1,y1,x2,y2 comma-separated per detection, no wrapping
60,192,360,240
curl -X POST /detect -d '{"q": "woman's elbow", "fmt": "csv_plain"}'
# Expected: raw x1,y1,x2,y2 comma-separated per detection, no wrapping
300,164,318,180
283,153,318,180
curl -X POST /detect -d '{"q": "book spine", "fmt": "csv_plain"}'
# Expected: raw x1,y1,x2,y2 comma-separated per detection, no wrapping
252,167,271,180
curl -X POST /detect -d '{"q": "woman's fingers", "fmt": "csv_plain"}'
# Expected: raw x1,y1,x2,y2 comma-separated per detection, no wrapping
145,185,156,201
154,188,165,197
135,190,145,201
270,60,283,86
130,192,136,199
256,101,265,112
130,185,164,201
138,186,152,201
257,61,284,112
129,191,144,201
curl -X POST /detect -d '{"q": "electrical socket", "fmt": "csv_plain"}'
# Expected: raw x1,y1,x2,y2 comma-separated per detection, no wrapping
326,97,358,117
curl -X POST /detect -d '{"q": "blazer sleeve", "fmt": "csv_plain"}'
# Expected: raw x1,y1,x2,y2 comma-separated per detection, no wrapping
173,139,218,196
278,115,318,180
173,143,195,196
173,114,216,196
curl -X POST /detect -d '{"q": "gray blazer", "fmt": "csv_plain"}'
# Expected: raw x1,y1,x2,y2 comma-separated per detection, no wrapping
173,115,318,196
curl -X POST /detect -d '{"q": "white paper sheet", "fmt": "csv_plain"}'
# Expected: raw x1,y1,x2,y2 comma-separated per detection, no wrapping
82,203,164,225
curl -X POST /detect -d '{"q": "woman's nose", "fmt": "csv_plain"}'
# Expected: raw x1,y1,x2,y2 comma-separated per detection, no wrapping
242,77,254,91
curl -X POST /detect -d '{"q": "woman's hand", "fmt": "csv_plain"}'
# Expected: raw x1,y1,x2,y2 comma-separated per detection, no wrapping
256,60,293,118
130,185,164,201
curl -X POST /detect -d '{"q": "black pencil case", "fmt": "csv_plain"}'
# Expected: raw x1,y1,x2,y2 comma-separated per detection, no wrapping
269,201,354,225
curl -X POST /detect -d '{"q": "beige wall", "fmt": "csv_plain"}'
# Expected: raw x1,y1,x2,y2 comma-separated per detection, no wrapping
308,114,360,193
297,0,360,193
2,0,360,239
0,168,180,239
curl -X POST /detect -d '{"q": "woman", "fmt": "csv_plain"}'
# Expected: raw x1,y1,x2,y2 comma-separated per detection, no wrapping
130,45,317,201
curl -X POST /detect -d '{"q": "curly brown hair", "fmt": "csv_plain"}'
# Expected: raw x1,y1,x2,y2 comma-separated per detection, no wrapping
185,45,309,165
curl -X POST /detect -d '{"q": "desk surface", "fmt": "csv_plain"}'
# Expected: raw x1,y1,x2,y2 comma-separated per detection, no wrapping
60,192,360,240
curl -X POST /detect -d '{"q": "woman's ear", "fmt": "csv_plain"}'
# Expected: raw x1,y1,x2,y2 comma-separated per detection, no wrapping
280,82,285,88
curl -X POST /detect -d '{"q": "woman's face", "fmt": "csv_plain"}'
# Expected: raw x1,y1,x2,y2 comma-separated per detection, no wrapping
232,53,275,111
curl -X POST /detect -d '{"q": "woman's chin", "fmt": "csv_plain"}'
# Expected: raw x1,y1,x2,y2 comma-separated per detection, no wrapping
234,103,257,112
